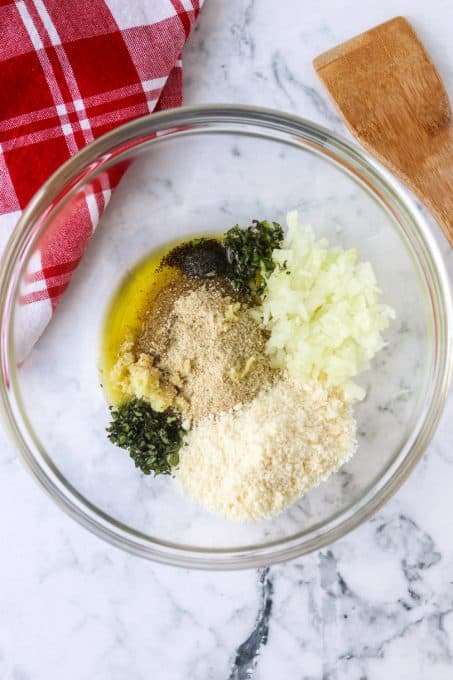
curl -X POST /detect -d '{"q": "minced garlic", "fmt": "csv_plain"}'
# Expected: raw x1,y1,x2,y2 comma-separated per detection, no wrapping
110,337,175,411
224,301,242,322
228,356,257,382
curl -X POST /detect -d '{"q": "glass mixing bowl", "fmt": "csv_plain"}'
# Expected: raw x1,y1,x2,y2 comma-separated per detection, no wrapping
0,105,451,569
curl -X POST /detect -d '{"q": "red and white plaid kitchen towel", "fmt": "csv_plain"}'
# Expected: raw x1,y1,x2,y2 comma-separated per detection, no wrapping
0,0,204,358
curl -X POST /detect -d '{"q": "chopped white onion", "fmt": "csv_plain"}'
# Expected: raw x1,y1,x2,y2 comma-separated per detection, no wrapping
257,211,395,400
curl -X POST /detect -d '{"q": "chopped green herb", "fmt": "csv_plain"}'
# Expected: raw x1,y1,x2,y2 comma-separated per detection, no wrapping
107,398,184,476
224,220,283,297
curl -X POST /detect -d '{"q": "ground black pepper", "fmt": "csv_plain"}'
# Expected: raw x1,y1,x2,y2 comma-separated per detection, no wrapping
162,238,229,278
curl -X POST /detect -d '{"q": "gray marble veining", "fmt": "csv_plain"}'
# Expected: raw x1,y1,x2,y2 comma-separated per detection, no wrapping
229,569,274,680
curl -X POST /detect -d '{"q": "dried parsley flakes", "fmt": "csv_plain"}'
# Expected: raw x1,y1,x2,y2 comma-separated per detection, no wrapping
224,220,283,296
107,398,184,475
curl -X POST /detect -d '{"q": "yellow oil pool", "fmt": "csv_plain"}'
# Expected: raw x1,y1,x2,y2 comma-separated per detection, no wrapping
100,235,219,404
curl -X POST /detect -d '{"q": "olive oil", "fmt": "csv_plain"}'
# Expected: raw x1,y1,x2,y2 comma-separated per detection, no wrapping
100,242,179,404
100,235,220,403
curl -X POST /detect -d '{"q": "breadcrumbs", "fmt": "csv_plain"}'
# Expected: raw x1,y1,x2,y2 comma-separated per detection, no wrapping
138,277,275,422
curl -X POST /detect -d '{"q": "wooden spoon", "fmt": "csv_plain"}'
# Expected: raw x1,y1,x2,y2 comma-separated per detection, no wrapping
314,16,453,247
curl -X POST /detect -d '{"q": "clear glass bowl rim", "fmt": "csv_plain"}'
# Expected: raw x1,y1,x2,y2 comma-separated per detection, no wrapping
0,104,451,570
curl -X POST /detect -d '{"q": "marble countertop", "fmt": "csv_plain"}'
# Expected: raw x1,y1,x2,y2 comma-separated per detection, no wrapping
2,1,453,679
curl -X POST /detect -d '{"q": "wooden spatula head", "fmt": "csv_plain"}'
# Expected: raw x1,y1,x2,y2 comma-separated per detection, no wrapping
314,17,453,246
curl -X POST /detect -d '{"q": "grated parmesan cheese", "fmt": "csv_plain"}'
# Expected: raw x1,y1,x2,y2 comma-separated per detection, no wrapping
175,376,356,521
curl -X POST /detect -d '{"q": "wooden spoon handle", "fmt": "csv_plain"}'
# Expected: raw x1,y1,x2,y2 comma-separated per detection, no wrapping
406,134,453,245
356,127,453,247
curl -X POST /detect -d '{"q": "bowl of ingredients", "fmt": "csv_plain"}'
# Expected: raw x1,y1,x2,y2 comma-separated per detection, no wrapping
0,105,451,568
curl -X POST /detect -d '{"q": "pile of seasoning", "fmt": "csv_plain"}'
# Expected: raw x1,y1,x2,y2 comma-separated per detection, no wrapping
138,278,275,422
